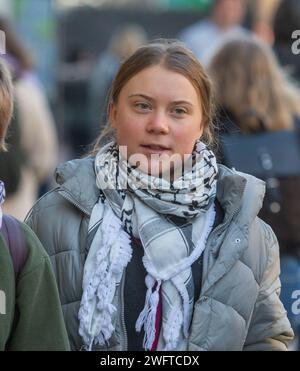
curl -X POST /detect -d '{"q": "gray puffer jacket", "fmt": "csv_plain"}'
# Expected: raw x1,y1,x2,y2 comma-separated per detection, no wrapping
26,157,293,351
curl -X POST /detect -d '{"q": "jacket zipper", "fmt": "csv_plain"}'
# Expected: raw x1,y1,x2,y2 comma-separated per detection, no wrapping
120,270,128,350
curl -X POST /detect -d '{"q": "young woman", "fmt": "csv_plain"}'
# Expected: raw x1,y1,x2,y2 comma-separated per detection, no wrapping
26,40,293,351
0,59,70,351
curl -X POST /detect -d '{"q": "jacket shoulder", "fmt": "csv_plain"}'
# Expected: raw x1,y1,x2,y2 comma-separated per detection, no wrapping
242,216,279,286
26,188,68,216
25,188,87,257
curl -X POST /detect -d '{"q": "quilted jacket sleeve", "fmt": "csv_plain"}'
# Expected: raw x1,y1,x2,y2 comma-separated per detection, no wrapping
243,221,294,351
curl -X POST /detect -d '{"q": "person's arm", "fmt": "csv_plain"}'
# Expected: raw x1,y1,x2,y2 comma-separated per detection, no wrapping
6,222,70,351
243,222,294,351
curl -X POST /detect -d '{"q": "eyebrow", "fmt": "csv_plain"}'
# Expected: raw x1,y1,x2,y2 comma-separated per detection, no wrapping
128,94,194,106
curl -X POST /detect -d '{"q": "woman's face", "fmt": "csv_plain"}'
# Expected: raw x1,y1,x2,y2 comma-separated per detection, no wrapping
110,64,204,177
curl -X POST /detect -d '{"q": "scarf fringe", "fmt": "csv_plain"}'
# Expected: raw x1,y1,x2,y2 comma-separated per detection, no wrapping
78,205,132,350
136,275,162,350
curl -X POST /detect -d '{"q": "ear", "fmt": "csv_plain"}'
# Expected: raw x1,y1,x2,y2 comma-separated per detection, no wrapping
109,102,118,129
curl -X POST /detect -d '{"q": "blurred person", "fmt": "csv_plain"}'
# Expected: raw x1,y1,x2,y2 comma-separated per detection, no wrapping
0,58,70,351
209,37,300,349
88,23,147,139
178,0,250,64
0,16,58,221
273,0,300,84
26,39,292,351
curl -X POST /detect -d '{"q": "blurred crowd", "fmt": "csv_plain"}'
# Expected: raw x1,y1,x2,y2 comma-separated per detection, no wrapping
1,0,300,350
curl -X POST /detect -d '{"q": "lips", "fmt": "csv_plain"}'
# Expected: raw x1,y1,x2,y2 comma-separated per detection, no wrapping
140,144,171,155
141,144,170,151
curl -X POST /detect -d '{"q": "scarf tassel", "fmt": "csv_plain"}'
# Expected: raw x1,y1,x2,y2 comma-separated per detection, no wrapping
79,205,133,351
136,275,161,350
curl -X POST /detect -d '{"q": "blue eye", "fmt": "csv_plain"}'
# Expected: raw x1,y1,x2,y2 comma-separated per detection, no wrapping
173,107,187,115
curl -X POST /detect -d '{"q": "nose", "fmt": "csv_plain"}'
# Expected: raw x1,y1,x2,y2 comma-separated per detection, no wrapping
146,112,169,135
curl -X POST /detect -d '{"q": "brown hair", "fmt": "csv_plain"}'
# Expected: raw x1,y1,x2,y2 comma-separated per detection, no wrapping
91,39,216,154
0,58,13,151
208,37,300,132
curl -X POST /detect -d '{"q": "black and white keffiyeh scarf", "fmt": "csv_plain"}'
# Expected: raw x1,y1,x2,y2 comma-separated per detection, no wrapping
79,140,218,350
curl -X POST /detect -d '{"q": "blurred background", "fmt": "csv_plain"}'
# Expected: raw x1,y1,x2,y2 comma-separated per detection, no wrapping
1,0,212,160
0,0,284,160
1,0,300,350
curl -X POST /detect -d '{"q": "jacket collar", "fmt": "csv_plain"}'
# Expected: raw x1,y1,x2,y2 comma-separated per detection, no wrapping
55,157,98,215
216,164,265,226
55,158,265,225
